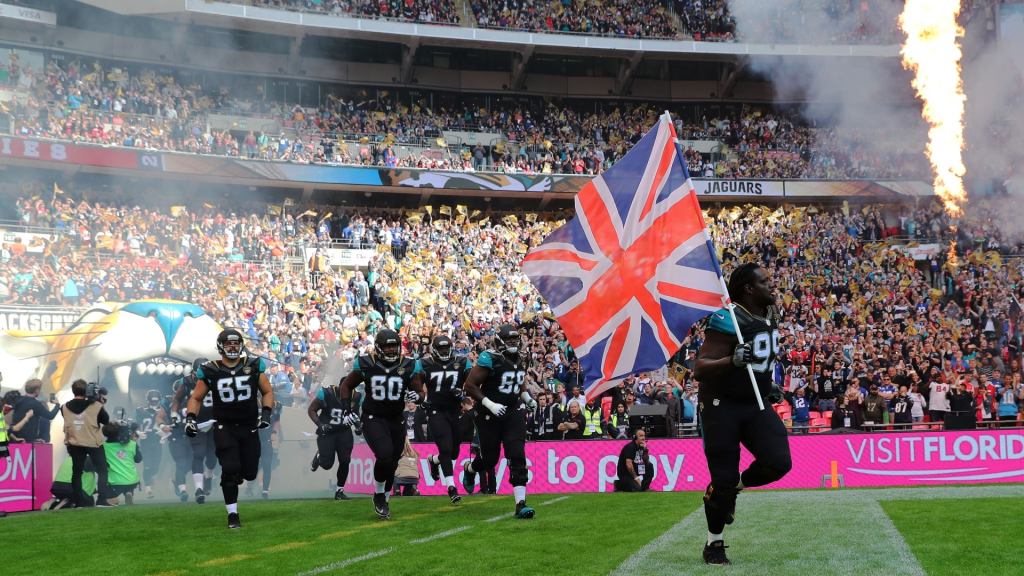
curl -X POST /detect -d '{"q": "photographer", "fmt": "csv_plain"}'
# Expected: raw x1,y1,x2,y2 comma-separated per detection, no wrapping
10,378,60,443
62,379,112,508
614,429,653,492
102,422,142,505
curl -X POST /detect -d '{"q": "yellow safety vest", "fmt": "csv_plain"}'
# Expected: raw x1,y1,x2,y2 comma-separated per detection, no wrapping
0,409,8,444
583,407,603,437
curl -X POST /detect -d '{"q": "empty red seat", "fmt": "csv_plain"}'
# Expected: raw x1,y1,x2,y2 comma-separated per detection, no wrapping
808,411,821,420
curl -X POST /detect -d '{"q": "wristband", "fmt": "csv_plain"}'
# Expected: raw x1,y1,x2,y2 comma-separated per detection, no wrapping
186,412,197,421
262,406,272,417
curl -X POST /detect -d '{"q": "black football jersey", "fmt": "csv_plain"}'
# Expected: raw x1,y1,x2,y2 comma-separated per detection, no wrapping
180,375,215,422
195,355,267,427
134,406,160,437
315,385,348,433
476,349,526,407
420,356,471,412
700,305,780,403
354,354,421,422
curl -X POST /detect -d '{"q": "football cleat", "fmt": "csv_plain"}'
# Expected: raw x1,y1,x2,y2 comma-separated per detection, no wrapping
146,486,154,500
310,451,321,472
703,541,731,566
428,458,441,482
462,462,476,494
448,485,461,504
244,485,254,497
514,501,534,519
228,512,242,529
373,493,391,520
262,491,269,500
195,489,206,505
335,488,350,501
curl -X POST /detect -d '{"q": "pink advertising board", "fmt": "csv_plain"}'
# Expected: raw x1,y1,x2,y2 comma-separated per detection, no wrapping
344,430,1024,495
0,443,53,512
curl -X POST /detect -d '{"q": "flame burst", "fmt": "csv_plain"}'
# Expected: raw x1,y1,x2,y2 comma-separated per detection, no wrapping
900,0,967,220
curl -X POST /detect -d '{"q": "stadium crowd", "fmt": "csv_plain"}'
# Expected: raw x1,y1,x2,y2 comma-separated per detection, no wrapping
3,174,1023,438
1,55,942,179
225,0,1000,44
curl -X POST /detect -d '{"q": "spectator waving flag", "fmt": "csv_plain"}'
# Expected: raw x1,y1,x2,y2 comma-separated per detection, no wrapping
523,113,753,403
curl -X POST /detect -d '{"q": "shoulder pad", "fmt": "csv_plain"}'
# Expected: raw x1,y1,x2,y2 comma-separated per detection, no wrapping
707,308,736,335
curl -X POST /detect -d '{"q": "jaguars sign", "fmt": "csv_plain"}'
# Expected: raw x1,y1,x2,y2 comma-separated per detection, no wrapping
0,299,221,398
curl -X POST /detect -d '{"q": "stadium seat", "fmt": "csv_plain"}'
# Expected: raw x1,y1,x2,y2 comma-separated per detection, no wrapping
822,411,832,420
809,418,830,433
808,411,821,420
602,397,612,420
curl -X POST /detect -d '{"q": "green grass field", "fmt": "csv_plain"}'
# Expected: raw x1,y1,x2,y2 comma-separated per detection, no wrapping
7,486,1023,576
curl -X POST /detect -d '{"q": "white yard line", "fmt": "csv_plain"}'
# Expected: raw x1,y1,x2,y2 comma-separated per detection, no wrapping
483,512,514,522
539,496,571,506
409,525,473,544
608,484,1018,576
296,548,394,576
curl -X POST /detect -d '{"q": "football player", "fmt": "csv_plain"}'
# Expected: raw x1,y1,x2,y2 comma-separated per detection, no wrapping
308,381,356,500
419,334,470,504
693,264,792,566
338,329,425,520
463,324,537,519
155,386,191,502
134,389,164,499
186,329,274,529
173,358,217,504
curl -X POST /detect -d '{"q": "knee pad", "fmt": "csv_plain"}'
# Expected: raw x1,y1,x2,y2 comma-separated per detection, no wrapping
703,483,740,526
221,472,243,487
508,459,528,487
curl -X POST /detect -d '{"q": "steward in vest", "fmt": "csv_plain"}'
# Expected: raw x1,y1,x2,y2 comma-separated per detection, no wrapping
103,423,143,505
608,405,630,439
582,400,607,439
0,404,9,460
62,379,112,508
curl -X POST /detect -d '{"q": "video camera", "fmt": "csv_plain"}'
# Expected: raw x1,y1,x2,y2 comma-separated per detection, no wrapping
84,382,108,403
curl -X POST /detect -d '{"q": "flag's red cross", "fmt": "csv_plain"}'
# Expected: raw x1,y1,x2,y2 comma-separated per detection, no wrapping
525,174,723,388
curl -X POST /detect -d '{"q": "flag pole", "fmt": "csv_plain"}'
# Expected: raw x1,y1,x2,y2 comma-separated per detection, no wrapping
662,112,765,411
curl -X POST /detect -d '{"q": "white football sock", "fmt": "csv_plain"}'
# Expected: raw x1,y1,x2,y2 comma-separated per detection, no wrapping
429,454,440,465
374,480,386,494
708,532,723,545
178,484,187,493
194,474,204,492
385,492,391,503
513,486,526,503
226,503,238,514
444,475,455,489
466,462,476,474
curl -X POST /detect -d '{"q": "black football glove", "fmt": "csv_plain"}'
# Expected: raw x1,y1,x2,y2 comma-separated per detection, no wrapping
768,383,785,405
184,414,199,437
318,422,334,434
732,342,755,367
258,407,272,429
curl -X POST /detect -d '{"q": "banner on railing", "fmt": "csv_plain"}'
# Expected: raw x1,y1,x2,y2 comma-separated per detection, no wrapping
0,136,940,199
341,430,1024,495
0,443,52,512
303,247,376,268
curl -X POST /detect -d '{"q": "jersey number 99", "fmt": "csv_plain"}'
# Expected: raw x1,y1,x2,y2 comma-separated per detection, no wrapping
499,371,525,394
370,375,404,401
750,330,780,373
215,376,252,403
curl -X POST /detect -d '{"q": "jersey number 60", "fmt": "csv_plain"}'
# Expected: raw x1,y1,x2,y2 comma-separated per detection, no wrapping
370,375,404,401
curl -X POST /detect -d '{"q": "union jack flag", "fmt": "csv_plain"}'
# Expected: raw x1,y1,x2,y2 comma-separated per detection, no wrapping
522,115,729,401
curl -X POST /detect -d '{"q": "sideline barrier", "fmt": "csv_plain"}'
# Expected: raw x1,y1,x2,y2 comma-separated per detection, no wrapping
341,429,1024,495
0,443,52,512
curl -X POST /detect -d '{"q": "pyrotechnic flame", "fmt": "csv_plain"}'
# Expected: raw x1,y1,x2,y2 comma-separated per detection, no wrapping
899,0,967,220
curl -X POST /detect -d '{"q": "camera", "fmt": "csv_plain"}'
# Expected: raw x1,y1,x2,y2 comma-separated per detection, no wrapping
84,382,108,403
